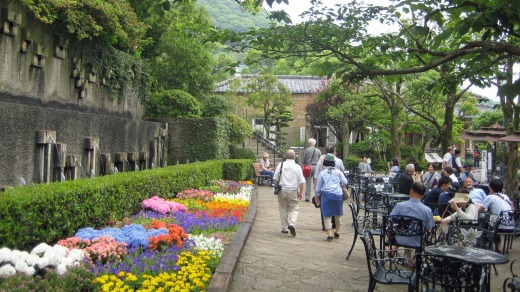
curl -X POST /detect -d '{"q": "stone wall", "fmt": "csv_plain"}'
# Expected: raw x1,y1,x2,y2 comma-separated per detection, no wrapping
0,2,166,187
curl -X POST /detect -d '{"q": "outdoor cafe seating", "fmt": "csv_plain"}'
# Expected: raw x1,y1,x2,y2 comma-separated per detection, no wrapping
358,212,510,292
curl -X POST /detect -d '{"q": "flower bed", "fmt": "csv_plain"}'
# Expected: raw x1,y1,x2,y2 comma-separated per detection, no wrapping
0,180,253,291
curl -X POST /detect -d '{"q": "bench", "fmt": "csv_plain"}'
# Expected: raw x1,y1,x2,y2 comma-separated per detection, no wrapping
252,163,271,185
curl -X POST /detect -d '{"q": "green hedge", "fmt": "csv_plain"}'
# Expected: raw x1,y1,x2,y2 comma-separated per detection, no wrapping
0,159,250,250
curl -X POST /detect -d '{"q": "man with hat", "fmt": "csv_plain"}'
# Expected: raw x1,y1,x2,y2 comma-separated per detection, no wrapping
437,181,461,217
460,162,476,182
440,191,478,223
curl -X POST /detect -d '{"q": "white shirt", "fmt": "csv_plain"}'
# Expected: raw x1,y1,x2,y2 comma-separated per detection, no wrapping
274,159,305,191
443,152,452,167
449,174,458,184
314,155,345,179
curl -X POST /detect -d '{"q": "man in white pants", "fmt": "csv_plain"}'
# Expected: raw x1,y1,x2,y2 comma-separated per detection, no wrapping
274,149,305,236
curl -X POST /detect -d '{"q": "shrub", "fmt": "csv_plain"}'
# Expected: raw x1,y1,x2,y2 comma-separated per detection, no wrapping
229,145,256,160
145,89,202,118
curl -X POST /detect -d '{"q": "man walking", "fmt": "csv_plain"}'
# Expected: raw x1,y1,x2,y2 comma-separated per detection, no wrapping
274,149,305,236
301,138,322,202
442,147,455,170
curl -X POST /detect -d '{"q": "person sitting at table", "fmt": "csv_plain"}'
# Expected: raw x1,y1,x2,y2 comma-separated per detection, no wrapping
463,177,487,207
387,158,400,174
478,178,513,229
358,154,372,173
440,192,478,224
437,182,461,217
478,178,514,252
398,164,415,194
421,163,441,190
460,162,476,182
442,166,459,184
423,176,452,213
259,152,275,187
387,182,435,264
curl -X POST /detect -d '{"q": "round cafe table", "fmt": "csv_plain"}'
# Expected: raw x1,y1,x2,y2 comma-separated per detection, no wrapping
425,245,508,265
384,192,409,200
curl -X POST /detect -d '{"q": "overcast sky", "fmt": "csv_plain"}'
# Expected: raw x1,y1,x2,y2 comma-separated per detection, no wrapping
263,0,500,101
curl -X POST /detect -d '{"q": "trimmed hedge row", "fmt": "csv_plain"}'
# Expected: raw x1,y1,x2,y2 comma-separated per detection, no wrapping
0,159,252,250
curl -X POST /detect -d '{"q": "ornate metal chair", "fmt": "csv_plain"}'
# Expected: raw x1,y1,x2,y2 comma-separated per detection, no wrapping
384,215,424,252
497,210,520,254
415,253,483,291
503,257,520,292
346,201,384,260
447,224,495,250
359,230,415,292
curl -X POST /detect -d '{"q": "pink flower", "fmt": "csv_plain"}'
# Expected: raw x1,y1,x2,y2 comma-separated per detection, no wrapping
142,196,187,214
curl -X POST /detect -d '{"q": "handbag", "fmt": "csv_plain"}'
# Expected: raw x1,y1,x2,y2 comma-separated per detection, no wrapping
342,185,351,200
303,164,311,178
335,170,350,200
303,149,317,178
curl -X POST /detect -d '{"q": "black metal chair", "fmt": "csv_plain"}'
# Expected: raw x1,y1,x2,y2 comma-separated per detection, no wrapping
346,201,384,260
503,257,520,292
447,224,495,250
497,210,520,254
364,189,388,215
359,230,415,292
415,253,484,292
384,215,424,252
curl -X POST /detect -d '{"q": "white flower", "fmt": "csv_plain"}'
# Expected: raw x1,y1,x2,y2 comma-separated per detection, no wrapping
56,263,67,275
460,228,483,246
0,247,12,264
43,245,68,267
31,243,50,256
0,264,16,277
25,254,40,267
14,260,35,276
66,249,85,266
188,234,224,258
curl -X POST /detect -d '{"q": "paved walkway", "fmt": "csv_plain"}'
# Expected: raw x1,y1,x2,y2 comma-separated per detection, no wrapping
228,185,519,291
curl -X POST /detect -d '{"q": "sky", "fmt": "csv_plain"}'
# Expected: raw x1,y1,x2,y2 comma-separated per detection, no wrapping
263,0,501,101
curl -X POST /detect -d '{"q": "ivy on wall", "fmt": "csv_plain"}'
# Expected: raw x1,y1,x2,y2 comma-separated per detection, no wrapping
68,40,150,102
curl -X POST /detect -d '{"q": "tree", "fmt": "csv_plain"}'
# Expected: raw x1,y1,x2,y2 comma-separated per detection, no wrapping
225,114,253,145
218,0,520,193
242,72,292,141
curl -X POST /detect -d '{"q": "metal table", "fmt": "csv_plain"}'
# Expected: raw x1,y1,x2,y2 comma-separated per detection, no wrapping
425,245,508,265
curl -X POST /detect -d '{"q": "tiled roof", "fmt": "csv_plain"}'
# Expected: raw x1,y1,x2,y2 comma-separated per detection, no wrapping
215,74,327,94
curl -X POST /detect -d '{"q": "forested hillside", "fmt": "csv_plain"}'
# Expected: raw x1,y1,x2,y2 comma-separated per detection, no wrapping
197,0,271,31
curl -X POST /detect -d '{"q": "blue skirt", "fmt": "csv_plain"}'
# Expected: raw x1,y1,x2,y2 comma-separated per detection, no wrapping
321,191,344,217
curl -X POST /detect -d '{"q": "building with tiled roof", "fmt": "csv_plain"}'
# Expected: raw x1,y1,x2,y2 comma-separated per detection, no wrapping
216,75,335,147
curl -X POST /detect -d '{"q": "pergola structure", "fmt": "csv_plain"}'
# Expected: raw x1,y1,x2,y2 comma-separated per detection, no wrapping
458,123,506,178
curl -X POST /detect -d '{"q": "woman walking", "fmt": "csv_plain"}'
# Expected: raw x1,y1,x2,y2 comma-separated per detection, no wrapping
315,154,348,241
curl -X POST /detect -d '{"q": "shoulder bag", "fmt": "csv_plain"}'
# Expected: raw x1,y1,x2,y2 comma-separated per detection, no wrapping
336,170,350,200
274,162,284,195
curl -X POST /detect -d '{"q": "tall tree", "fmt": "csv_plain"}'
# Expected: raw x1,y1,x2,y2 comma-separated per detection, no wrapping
242,72,292,140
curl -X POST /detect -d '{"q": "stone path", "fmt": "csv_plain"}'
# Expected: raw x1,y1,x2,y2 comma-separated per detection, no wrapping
227,185,519,291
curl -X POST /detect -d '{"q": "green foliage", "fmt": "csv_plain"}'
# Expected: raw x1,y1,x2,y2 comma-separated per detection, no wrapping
68,40,150,102
197,0,271,32
145,90,202,118
471,110,504,130
229,145,256,160
344,155,360,171
222,160,251,181
225,114,254,145
167,118,229,165
201,95,235,117
241,72,293,139
149,3,216,98
15,0,146,51
0,159,256,249
0,263,95,291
